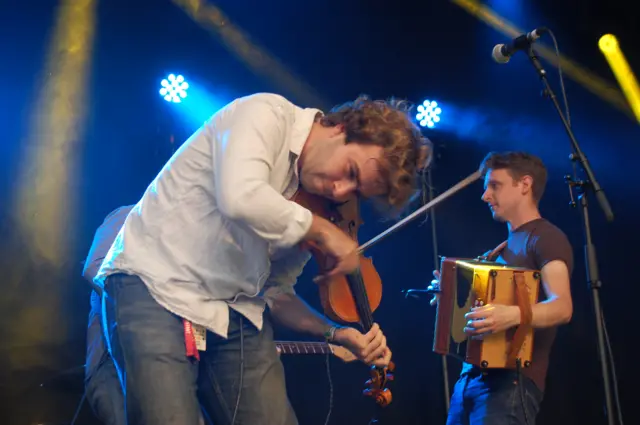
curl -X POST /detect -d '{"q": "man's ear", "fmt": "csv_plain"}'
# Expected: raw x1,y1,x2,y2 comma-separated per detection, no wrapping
329,124,345,137
520,175,533,195
327,126,347,145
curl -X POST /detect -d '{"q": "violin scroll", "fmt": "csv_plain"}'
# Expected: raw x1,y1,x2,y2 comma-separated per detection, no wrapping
363,361,395,407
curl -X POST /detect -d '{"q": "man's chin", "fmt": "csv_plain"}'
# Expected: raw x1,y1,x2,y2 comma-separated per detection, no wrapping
491,211,506,222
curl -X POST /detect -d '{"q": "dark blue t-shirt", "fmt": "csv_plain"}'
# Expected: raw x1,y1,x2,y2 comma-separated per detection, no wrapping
462,218,574,392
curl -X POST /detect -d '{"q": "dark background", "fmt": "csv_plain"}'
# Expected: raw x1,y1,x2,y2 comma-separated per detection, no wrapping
0,0,638,424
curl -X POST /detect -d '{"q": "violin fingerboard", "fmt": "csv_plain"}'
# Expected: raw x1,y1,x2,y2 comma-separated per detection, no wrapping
346,269,375,332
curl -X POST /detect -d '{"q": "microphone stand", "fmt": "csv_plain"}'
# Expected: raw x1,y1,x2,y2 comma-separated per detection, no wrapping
525,46,615,425
426,168,450,414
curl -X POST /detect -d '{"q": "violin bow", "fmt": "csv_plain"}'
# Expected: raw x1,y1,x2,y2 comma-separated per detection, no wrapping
358,170,481,253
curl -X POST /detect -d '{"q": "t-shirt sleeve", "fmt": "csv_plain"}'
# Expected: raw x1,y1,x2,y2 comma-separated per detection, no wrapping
531,224,574,275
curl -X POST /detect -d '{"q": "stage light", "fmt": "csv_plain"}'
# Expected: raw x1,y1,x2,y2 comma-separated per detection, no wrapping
159,74,189,103
416,100,442,128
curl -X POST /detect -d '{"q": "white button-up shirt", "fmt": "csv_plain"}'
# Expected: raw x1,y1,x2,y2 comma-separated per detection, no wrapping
95,93,320,338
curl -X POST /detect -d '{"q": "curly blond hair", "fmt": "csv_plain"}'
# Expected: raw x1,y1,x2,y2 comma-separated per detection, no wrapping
319,95,433,215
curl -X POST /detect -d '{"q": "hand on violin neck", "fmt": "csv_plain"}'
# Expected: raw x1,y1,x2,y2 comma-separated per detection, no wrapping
333,323,392,368
305,215,360,281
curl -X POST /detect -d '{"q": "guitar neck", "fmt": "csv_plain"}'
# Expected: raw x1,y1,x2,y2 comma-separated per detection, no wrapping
275,341,333,355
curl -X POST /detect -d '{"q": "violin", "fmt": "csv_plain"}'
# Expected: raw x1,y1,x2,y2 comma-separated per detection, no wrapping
291,170,483,418
292,187,395,410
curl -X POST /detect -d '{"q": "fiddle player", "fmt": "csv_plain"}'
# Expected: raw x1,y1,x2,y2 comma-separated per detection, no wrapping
94,93,432,425
429,151,574,425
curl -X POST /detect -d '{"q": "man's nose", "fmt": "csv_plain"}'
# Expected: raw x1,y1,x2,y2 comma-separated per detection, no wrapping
481,189,490,202
332,180,358,201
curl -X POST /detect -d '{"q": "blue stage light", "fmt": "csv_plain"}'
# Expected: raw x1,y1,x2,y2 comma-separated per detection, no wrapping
416,100,442,128
159,74,189,103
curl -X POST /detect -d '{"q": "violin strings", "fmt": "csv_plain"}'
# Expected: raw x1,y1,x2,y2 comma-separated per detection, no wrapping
351,269,374,331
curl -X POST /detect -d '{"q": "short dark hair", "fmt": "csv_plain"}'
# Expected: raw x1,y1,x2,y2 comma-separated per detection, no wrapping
319,95,433,214
479,151,548,203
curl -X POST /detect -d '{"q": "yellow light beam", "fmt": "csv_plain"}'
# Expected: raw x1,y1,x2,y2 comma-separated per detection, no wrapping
450,0,635,121
598,34,640,124
171,0,329,109
14,0,96,265
6,0,96,371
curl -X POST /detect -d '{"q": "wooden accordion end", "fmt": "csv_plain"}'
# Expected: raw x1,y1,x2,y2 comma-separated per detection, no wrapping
433,258,541,369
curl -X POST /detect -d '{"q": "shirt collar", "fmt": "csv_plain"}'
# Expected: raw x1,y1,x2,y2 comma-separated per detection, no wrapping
290,106,323,158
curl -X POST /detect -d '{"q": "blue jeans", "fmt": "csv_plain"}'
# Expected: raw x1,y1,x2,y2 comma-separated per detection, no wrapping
85,291,126,425
85,352,127,425
446,369,543,425
103,273,297,425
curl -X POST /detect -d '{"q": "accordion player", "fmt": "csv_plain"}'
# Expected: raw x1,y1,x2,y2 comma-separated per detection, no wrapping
433,257,541,369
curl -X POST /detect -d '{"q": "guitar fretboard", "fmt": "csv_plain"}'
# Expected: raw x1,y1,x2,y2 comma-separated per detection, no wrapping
275,341,331,355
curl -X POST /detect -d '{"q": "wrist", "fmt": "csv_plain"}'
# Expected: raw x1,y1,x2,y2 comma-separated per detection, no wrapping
510,305,522,327
323,324,342,342
305,215,330,245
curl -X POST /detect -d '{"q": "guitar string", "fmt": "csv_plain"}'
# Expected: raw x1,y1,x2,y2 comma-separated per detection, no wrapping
323,313,334,425
323,347,334,425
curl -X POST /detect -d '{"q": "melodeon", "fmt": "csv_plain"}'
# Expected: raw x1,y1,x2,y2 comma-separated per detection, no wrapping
433,257,541,369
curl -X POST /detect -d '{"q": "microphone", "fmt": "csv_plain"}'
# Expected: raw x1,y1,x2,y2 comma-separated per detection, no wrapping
402,288,438,299
492,27,548,64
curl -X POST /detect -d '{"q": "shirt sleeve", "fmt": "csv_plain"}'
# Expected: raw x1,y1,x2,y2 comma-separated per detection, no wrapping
212,96,313,249
531,225,574,275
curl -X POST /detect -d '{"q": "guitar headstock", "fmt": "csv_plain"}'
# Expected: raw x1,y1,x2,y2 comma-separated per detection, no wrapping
363,361,395,407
